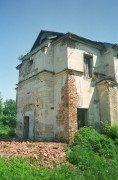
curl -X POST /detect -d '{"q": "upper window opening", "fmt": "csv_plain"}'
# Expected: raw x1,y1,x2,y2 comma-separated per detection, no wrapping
29,60,33,64
84,55,93,78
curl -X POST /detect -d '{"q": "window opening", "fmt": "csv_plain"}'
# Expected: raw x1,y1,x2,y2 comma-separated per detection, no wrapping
84,55,93,78
77,108,88,128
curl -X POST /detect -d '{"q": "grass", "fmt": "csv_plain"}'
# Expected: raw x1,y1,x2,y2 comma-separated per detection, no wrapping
0,157,80,180
67,145,118,179
0,125,118,179
67,126,118,179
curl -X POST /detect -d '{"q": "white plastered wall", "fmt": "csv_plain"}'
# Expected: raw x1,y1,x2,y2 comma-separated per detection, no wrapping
67,42,102,127
16,73,55,140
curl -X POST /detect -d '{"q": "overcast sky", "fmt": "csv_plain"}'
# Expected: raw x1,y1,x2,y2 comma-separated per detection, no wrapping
0,0,118,101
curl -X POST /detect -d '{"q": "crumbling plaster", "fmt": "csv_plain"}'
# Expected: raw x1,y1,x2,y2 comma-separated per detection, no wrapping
16,31,118,143
96,80,118,125
17,72,54,140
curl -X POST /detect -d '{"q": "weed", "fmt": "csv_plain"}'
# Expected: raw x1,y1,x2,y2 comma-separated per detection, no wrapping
2,144,8,148
26,143,33,148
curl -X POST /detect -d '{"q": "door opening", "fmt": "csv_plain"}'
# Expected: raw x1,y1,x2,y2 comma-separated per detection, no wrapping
23,116,29,139
77,108,88,128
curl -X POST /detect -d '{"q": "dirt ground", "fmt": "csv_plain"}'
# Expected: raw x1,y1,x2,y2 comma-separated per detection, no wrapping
0,137,67,168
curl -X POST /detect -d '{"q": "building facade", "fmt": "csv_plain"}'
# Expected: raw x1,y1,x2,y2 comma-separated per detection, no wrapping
16,30,118,143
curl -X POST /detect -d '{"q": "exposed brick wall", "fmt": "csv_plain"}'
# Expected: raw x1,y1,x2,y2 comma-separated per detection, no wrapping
56,74,69,142
68,72,79,143
56,71,79,143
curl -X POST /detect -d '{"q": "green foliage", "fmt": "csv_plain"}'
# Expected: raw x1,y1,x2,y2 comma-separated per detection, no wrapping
67,127,118,179
0,124,16,136
2,144,8,148
67,145,118,179
0,98,16,136
103,124,118,140
0,93,3,118
0,157,80,180
73,126,117,158
1,115,16,128
3,99,16,116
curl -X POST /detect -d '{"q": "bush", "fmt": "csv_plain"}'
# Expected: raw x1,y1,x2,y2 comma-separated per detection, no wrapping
103,124,118,140
8,128,16,136
67,127,118,179
0,98,16,134
67,145,118,179
0,124,16,136
73,127,117,159
0,115,16,128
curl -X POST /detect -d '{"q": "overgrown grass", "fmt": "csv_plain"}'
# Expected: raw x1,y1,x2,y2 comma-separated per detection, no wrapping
67,126,118,179
0,157,80,180
67,145,118,179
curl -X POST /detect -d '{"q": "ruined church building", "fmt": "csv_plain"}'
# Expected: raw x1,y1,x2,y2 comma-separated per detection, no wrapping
16,30,118,143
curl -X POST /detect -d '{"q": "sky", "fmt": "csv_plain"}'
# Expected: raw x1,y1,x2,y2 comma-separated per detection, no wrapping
0,0,118,101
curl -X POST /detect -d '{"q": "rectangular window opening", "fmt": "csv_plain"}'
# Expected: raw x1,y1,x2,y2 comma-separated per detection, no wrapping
77,108,88,128
84,55,93,78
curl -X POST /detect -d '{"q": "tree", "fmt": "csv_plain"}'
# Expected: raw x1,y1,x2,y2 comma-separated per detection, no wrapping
0,93,3,118
3,99,16,116
1,99,16,128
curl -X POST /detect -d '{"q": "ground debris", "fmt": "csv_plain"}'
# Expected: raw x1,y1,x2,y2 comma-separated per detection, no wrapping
0,138,67,167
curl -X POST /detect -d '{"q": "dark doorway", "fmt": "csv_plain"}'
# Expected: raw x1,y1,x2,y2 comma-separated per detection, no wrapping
77,108,88,128
23,116,29,139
